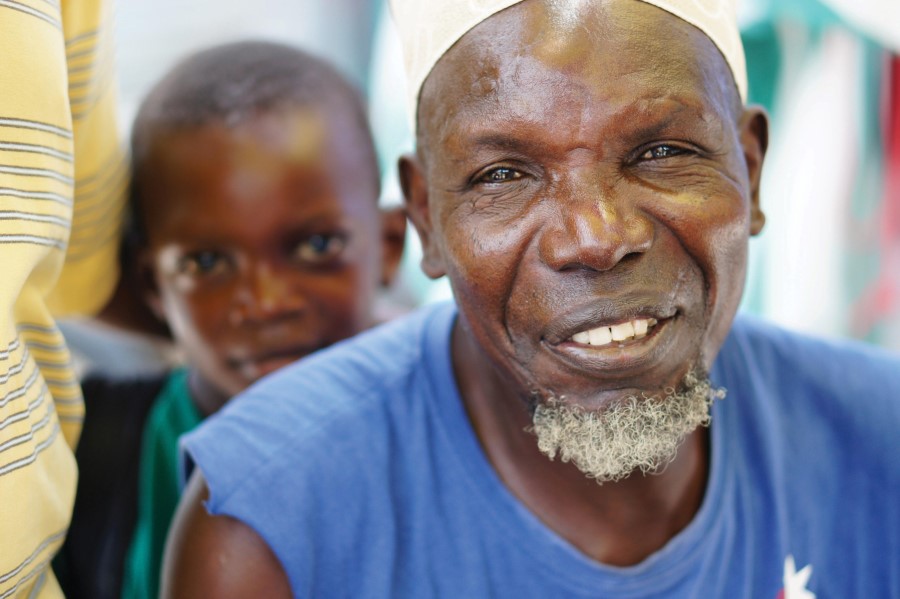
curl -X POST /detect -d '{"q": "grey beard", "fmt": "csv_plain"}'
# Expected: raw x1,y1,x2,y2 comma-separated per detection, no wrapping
529,370,725,484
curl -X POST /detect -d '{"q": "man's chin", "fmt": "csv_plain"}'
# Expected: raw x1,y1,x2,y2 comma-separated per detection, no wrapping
528,369,725,484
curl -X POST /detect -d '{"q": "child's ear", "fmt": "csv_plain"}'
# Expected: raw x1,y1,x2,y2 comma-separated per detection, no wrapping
398,153,445,279
378,207,407,287
95,243,171,338
137,249,168,326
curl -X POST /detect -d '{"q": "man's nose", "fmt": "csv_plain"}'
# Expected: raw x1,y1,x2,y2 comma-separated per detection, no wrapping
230,263,306,325
538,179,653,272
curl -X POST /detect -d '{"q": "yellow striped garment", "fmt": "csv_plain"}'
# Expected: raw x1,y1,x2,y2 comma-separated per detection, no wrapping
0,0,125,596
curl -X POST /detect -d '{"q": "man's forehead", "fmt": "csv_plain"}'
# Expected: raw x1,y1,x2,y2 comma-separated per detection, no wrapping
419,12,738,158
435,1,711,88
390,0,747,129
418,0,736,154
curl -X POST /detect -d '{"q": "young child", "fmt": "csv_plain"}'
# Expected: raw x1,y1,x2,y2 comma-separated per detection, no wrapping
55,40,405,599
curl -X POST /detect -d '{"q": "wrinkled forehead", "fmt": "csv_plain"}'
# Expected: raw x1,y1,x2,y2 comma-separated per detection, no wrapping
390,0,746,129
417,0,739,156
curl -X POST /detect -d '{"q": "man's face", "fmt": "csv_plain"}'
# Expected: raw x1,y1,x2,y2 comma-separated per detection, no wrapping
139,105,385,405
405,0,766,412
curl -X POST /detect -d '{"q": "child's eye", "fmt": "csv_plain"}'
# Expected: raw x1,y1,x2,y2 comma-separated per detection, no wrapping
295,234,347,264
179,251,230,276
640,144,689,160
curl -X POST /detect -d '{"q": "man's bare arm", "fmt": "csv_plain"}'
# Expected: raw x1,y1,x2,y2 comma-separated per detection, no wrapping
161,471,292,598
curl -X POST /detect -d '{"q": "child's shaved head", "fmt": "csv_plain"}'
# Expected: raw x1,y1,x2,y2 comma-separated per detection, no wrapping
129,41,380,248
132,40,375,169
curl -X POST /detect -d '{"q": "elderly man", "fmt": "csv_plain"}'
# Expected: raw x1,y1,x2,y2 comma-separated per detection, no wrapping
163,1,900,597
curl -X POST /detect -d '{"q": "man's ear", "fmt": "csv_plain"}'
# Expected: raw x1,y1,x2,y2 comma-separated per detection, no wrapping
739,106,768,236
378,206,407,287
398,153,446,279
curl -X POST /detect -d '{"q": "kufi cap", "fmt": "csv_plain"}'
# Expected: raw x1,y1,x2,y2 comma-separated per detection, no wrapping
390,0,748,125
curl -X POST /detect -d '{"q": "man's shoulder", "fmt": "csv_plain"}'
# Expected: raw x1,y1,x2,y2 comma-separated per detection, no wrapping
721,314,900,455
181,302,457,500
726,313,900,388
180,303,461,576
243,300,455,419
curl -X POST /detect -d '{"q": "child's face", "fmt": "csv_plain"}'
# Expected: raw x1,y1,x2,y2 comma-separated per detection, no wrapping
139,106,385,408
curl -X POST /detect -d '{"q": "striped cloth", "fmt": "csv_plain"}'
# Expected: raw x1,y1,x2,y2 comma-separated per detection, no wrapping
0,0,125,597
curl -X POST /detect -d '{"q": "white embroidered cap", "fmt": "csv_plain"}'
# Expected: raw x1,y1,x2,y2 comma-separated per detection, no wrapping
389,0,748,125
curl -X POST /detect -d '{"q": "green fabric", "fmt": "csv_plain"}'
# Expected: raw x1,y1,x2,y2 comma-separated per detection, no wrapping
739,20,783,317
738,0,893,344
846,38,889,344
739,0,841,319
121,368,203,599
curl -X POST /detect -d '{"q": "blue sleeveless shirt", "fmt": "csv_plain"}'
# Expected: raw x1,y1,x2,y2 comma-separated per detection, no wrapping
183,302,900,598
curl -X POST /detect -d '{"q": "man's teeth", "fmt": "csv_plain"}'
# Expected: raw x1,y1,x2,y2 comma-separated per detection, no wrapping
570,318,658,347
588,326,611,346
634,318,648,337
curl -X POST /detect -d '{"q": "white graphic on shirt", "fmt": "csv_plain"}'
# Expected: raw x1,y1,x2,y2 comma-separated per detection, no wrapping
782,555,815,599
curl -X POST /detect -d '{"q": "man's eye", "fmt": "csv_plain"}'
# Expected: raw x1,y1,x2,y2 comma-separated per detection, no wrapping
479,167,522,184
640,145,688,160
295,234,347,263
179,251,229,276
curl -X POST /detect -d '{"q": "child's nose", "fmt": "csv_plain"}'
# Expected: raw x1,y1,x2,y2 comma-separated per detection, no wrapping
230,263,306,324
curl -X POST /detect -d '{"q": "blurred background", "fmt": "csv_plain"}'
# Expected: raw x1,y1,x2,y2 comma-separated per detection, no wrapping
60,0,900,377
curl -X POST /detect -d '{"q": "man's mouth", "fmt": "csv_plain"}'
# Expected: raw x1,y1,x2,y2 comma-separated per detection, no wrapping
568,317,660,348
539,308,684,381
